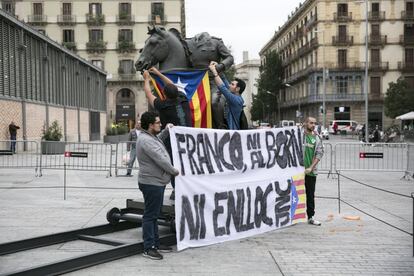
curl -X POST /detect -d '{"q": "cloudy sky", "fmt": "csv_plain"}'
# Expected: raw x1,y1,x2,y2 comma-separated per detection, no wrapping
186,0,303,64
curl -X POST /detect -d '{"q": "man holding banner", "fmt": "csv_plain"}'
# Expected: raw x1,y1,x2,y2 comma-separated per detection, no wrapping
136,111,179,260
303,117,324,226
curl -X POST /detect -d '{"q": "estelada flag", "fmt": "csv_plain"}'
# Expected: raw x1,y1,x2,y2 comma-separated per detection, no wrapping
150,70,212,128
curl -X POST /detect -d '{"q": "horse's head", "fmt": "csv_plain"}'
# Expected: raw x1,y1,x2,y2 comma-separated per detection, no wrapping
135,26,169,72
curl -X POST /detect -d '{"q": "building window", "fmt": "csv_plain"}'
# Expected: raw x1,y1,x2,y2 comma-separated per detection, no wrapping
91,60,104,69
63,30,74,42
89,3,102,15
119,60,135,74
337,3,348,15
407,2,414,12
119,3,131,15
338,49,347,67
2,1,15,14
151,2,164,22
62,3,72,15
89,29,103,42
118,29,133,41
405,76,414,90
336,76,348,94
371,2,380,12
370,77,381,95
371,49,380,66
405,48,414,64
33,3,43,15
338,25,347,39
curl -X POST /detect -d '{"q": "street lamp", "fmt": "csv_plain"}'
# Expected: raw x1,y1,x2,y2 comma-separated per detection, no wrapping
356,0,370,142
285,83,301,120
313,29,326,129
266,91,280,123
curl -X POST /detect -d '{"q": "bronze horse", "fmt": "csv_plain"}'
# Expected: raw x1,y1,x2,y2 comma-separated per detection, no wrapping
135,26,234,129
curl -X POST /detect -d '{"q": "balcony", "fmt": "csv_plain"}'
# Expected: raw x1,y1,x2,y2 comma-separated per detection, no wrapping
62,41,77,51
86,41,107,53
332,35,353,46
27,14,47,25
400,35,414,45
117,41,136,53
149,14,166,25
304,15,317,30
326,62,364,71
368,35,387,46
86,14,105,26
333,12,352,21
116,14,134,25
401,11,414,20
369,62,389,71
368,11,385,21
118,67,137,80
398,61,414,72
281,93,365,107
57,14,76,25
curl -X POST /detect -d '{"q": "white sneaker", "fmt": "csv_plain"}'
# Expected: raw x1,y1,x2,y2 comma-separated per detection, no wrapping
308,217,321,226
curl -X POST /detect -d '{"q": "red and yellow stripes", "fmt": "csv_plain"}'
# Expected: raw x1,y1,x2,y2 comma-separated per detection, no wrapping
292,173,307,222
150,78,166,100
189,72,212,128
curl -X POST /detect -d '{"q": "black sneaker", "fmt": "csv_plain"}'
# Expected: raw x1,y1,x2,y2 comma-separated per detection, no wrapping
156,244,173,253
142,248,163,260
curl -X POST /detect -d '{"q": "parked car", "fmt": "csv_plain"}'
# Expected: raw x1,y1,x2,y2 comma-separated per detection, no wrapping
329,120,358,134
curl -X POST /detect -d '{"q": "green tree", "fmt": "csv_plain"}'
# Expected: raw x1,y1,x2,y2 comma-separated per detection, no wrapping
251,51,283,123
384,78,414,118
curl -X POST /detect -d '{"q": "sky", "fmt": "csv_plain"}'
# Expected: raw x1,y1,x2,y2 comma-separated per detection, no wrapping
185,0,303,64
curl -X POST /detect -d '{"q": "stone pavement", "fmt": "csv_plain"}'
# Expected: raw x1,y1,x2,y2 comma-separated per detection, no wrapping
0,141,413,275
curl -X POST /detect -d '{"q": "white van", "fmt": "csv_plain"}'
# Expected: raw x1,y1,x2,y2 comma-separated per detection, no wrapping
280,120,295,127
329,120,358,134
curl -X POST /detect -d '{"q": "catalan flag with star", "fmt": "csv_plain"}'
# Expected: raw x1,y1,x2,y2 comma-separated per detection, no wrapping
150,70,212,128
290,173,307,223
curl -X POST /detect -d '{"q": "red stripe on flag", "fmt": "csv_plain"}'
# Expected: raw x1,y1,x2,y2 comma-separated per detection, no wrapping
293,213,306,220
297,189,305,195
294,179,304,186
196,82,207,128
296,203,306,209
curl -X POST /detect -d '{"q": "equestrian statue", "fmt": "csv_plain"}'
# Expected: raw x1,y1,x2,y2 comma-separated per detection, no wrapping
135,26,234,129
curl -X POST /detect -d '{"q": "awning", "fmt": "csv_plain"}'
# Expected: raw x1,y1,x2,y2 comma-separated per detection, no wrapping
396,111,414,120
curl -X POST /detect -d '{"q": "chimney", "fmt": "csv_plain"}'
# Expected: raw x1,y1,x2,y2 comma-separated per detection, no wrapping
243,51,249,62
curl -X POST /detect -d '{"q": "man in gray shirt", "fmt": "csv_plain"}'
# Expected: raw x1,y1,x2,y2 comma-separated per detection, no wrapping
137,111,179,260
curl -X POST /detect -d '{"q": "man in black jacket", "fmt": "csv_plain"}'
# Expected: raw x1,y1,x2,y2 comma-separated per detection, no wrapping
9,121,20,154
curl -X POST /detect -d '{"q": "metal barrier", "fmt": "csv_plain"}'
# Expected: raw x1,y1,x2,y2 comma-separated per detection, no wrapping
39,141,113,176
0,140,40,175
334,142,408,172
319,142,333,175
114,141,139,176
406,144,414,179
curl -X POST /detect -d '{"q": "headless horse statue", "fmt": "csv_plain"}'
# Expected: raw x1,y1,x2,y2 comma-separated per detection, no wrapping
135,26,234,129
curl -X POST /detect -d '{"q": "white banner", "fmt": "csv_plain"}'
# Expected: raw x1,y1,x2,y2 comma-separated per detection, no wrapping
170,126,306,251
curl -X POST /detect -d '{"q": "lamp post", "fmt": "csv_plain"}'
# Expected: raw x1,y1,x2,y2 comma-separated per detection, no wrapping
314,29,326,129
356,0,370,142
364,0,369,142
285,83,301,120
266,91,280,124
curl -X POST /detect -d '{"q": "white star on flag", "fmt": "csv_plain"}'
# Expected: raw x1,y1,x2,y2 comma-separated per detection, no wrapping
174,77,188,94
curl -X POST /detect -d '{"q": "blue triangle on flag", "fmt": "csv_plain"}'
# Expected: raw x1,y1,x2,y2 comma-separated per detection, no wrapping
290,178,298,219
151,70,207,100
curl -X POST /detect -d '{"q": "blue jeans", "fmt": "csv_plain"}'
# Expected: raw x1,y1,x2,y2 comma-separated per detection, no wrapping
126,148,136,174
10,134,16,153
139,183,165,250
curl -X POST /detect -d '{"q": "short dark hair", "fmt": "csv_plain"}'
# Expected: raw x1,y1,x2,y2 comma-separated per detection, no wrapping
140,111,159,130
164,83,178,99
234,78,246,94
